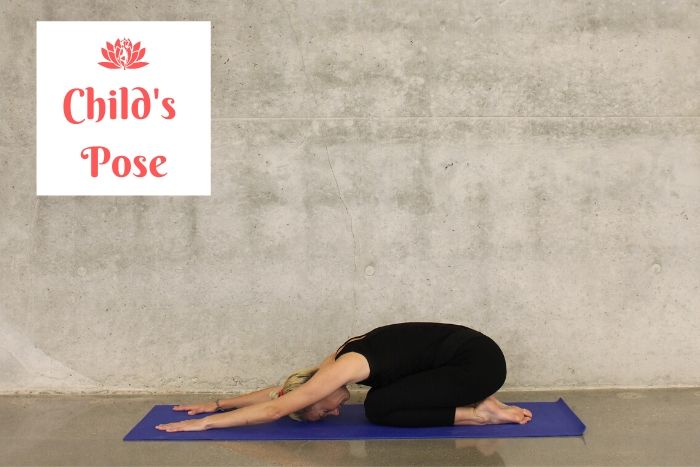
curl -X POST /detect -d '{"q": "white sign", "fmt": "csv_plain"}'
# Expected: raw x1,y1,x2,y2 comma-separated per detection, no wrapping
37,21,211,196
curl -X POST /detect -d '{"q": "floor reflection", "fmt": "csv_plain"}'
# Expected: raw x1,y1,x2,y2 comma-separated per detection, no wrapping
217,437,506,466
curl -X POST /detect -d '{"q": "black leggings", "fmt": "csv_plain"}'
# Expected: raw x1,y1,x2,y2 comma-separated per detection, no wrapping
362,333,507,427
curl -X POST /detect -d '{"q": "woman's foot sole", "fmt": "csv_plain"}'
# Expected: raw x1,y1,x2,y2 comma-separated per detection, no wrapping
474,396,533,425
455,396,533,425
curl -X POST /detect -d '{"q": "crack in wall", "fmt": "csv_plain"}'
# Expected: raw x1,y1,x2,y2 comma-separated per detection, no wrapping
323,145,360,333
279,0,360,331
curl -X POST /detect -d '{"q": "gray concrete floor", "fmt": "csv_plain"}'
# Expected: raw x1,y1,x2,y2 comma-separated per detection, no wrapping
1,388,699,466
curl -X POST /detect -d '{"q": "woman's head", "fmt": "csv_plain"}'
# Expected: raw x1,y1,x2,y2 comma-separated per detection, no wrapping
301,385,351,421
269,367,350,421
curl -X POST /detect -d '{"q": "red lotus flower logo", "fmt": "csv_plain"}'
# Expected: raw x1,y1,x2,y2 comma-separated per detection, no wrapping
99,38,148,70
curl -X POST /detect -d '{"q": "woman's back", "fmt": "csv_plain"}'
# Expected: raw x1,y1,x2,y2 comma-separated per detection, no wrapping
335,322,485,387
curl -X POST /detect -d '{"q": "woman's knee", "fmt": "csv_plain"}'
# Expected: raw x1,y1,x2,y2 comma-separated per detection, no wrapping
466,335,507,398
364,405,387,425
363,389,389,423
482,336,507,393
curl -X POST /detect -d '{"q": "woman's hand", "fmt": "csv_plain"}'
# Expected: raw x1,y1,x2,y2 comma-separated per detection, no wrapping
155,418,209,432
171,402,219,415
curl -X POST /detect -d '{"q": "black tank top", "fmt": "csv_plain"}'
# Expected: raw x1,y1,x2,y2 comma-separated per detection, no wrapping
334,322,483,387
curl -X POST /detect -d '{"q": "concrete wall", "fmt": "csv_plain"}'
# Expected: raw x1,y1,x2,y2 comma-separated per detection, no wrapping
1,0,698,394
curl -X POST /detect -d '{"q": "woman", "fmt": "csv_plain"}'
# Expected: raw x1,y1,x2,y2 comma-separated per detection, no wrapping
155,322,532,432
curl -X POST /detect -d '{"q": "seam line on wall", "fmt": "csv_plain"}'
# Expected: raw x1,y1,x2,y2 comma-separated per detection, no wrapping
213,115,700,120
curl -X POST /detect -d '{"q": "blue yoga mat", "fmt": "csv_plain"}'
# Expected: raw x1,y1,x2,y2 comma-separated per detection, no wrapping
124,398,585,441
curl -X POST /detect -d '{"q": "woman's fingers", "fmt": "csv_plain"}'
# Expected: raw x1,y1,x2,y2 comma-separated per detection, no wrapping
157,422,185,432
171,405,191,411
155,419,207,432
171,404,207,415
173,404,202,413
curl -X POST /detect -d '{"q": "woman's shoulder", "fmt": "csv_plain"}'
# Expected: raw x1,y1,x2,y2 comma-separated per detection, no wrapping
319,352,337,369
320,350,370,384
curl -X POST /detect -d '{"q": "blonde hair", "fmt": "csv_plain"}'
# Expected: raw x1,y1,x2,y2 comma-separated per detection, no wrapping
268,366,319,421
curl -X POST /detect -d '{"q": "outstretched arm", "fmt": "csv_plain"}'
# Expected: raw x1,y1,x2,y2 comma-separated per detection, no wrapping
217,386,282,410
157,353,364,432
170,385,282,416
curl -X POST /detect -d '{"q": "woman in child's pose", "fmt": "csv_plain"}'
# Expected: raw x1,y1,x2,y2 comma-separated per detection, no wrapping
156,322,532,431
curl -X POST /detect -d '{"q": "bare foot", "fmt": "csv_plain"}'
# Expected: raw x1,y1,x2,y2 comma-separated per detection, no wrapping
473,396,533,425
